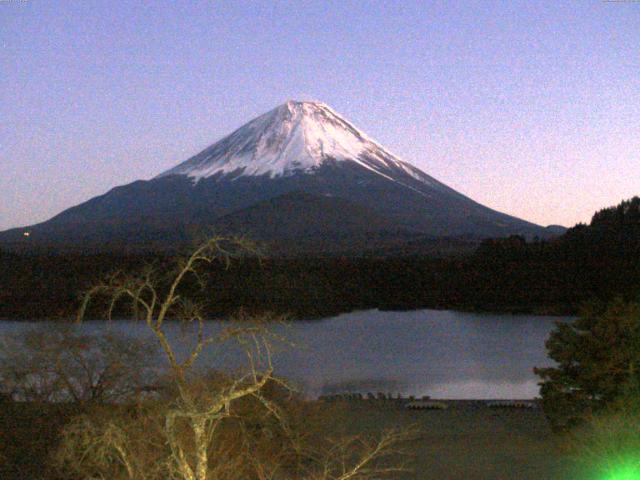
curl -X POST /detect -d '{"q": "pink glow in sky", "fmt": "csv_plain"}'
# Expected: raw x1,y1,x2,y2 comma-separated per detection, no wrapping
1,1,639,231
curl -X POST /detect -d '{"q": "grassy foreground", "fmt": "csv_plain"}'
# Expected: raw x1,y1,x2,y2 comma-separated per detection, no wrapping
319,399,573,480
1,399,574,479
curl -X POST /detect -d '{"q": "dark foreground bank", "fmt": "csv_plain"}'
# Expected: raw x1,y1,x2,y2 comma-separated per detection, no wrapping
1,399,572,480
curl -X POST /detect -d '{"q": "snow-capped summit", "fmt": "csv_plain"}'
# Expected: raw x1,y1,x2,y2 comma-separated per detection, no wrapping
158,100,432,185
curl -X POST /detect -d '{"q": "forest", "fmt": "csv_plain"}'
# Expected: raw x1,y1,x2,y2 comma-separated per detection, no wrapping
1,197,639,321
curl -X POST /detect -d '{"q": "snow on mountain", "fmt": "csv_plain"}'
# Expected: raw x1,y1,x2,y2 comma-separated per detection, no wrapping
158,100,434,187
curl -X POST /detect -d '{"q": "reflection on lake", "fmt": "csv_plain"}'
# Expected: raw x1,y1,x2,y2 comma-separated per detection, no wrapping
0,309,568,399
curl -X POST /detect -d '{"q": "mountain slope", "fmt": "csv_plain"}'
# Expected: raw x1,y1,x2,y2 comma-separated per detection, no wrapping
212,191,435,255
0,100,555,253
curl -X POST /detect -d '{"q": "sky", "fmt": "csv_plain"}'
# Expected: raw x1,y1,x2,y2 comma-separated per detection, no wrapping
1,0,639,230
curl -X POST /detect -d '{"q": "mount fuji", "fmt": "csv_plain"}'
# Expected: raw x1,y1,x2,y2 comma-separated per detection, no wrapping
0,101,556,253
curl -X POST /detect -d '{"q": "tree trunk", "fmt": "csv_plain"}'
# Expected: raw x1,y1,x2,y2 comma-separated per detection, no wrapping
193,417,208,480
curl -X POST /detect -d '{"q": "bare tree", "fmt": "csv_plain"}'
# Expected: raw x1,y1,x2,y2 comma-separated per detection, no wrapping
246,425,413,480
55,237,412,480
0,326,157,404
72,237,291,480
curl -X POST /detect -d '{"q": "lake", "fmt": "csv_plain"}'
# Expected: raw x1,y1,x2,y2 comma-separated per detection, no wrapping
0,309,568,399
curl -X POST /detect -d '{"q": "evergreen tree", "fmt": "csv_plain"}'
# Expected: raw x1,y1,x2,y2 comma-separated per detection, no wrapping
535,298,640,431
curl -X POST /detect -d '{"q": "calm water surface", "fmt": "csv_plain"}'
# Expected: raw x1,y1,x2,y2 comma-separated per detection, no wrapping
0,309,568,399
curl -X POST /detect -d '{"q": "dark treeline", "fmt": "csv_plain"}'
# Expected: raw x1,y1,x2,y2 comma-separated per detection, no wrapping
2,197,639,320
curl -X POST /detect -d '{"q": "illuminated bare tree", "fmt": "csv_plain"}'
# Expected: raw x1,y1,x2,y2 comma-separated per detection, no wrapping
247,425,413,480
59,237,412,480
74,237,291,480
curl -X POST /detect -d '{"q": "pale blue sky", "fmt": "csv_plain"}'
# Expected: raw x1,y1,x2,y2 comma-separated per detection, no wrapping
1,0,639,230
